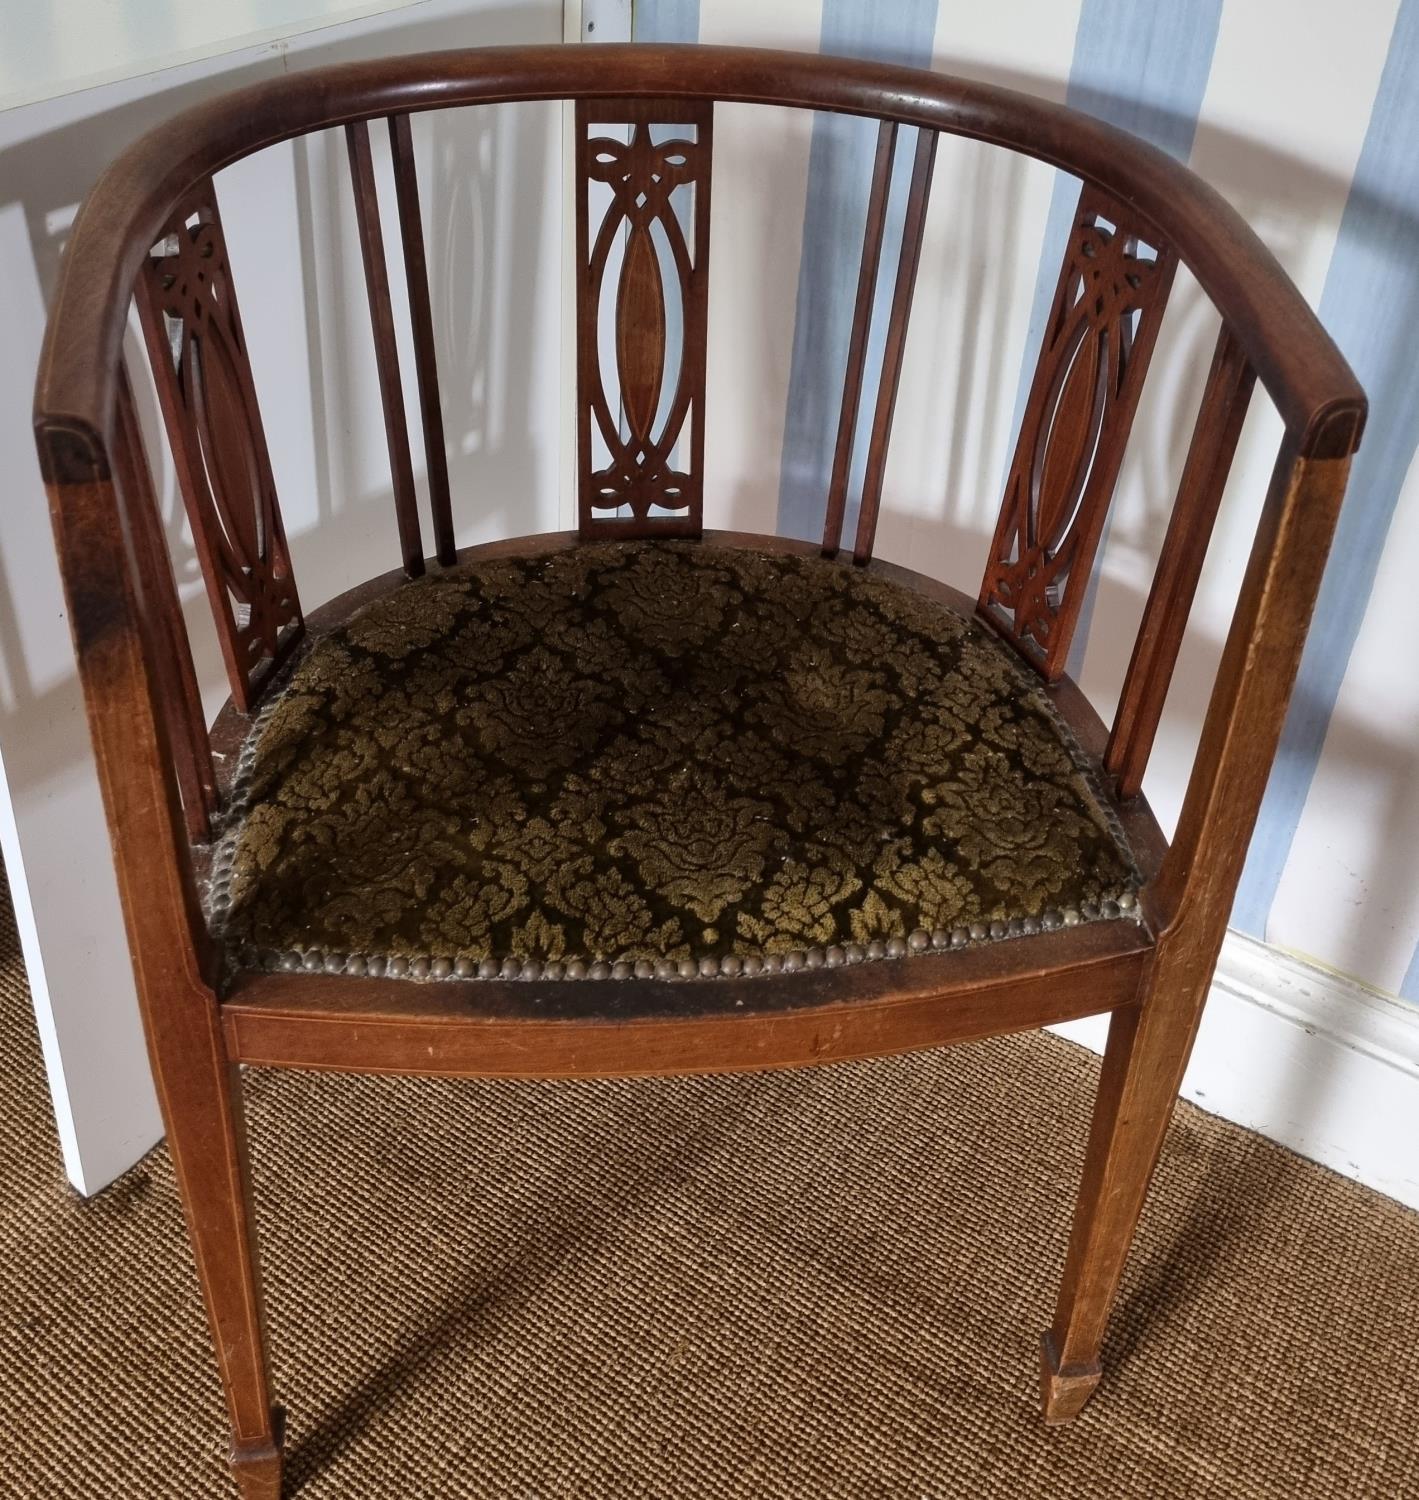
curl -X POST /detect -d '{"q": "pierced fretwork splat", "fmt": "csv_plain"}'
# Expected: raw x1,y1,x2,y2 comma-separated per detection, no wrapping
575,99,712,537
134,181,302,712
980,187,1177,680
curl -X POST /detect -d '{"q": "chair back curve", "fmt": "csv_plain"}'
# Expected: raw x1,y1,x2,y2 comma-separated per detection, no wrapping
32,43,1365,991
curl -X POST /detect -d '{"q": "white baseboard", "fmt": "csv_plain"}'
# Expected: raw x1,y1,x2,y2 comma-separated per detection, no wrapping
1050,929,1419,1212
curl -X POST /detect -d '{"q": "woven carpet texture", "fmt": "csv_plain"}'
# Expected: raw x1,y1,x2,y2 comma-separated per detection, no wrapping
1,886,1416,1497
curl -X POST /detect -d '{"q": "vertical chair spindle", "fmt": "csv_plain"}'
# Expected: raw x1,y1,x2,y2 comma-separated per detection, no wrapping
854,126,938,565
346,119,425,578
822,120,897,557
1106,325,1255,797
387,113,456,567
815,123,938,565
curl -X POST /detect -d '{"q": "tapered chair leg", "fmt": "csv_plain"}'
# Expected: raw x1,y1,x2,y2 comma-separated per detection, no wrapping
155,1002,283,1497
230,1426,284,1500
1041,952,1209,1424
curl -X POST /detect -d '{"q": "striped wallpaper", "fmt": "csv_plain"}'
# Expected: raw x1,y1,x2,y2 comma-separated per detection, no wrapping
636,0,1419,1005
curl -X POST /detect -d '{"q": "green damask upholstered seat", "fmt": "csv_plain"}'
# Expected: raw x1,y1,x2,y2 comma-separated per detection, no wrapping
210,541,1140,979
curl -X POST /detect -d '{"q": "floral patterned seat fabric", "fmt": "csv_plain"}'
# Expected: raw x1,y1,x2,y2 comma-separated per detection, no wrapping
215,542,1139,978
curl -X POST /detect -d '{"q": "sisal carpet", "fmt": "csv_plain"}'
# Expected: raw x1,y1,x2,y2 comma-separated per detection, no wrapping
1,888,1416,1497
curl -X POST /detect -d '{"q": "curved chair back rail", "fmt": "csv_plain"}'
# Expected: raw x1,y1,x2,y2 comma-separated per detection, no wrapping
36,44,1361,451
33,41,1362,1005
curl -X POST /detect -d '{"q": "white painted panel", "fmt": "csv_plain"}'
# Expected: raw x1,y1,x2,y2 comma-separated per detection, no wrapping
0,211,165,1186
2,0,563,1193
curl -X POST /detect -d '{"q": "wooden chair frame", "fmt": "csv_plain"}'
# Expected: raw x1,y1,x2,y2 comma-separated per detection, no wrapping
32,45,1364,1498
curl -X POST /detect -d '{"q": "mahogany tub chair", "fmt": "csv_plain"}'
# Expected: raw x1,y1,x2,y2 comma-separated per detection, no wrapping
33,44,1363,1498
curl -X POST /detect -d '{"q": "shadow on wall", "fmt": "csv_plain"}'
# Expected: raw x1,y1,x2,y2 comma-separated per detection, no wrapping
278,87,553,618
727,59,1419,963
0,2,554,780
3,44,1418,951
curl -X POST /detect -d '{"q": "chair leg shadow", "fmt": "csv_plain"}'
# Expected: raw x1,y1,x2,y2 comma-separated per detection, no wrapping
1102,1127,1296,1389
278,1084,750,1494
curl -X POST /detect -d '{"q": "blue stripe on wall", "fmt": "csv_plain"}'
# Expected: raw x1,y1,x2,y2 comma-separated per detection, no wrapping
775,0,940,542
1402,941,1419,1003
1233,0,1419,939
634,0,699,43
998,0,1224,675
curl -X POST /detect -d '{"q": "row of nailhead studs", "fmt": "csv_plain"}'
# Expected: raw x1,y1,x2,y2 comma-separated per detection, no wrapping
206,820,249,933
205,678,292,938
242,890,1139,981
